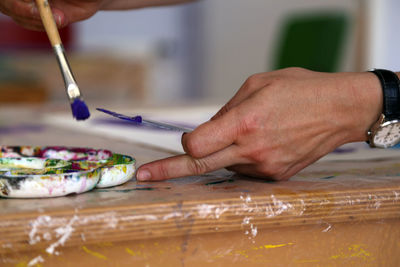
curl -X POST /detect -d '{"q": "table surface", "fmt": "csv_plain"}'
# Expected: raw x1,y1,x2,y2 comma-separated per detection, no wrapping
1,105,400,261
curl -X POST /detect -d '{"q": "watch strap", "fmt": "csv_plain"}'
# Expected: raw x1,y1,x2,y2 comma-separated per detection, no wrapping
369,69,400,121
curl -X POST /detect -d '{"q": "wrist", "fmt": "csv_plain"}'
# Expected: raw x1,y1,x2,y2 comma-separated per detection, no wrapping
340,71,383,143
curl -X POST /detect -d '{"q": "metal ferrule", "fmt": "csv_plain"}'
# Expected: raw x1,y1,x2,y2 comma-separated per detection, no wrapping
53,44,81,99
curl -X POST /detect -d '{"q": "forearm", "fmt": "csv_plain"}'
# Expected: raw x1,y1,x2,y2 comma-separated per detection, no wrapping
100,0,197,10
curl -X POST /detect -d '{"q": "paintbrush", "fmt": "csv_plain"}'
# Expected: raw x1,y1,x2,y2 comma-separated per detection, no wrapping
96,108,195,132
35,0,90,120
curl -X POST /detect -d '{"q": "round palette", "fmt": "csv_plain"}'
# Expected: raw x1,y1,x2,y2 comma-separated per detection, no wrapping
0,146,136,198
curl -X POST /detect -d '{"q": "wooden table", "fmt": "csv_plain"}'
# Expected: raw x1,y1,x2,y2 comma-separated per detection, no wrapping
1,106,400,267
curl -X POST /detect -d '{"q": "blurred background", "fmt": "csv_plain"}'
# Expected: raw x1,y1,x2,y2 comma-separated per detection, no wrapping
0,0,400,107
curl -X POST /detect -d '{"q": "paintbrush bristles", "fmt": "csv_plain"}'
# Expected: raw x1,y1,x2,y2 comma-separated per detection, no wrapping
71,99,90,120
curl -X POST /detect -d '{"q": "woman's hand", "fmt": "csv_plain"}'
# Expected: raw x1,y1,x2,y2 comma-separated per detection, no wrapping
137,68,382,181
0,0,105,30
0,0,193,31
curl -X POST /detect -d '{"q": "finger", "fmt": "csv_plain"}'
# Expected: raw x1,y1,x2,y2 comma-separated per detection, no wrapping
0,0,39,19
136,145,242,181
11,16,44,31
182,108,242,158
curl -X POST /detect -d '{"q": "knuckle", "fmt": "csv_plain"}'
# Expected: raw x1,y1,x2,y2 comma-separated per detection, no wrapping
187,159,209,175
236,111,261,136
184,136,203,158
244,74,262,89
155,163,171,179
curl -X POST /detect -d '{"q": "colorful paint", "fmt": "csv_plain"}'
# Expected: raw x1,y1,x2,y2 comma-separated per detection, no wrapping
0,146,136,198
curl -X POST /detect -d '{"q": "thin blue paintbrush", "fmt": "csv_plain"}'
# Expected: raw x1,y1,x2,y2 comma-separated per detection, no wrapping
36,0,90,121
96,108,194,132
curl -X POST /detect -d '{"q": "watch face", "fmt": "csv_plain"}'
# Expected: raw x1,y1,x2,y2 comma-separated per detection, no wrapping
372,121,400,148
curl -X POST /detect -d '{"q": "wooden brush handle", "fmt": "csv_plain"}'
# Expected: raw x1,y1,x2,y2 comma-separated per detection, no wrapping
35,0,62,46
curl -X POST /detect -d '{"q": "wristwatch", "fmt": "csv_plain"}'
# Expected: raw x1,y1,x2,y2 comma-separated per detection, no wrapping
368,69,400,148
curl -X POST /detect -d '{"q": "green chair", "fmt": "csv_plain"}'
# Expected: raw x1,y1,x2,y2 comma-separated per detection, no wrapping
272,11,349,72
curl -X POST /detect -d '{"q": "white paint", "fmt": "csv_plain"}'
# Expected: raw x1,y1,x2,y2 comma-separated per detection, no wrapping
46,215,79,255
27,256,44,267
29,216,52,245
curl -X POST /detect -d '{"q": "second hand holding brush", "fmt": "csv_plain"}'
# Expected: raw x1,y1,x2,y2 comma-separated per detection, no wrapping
35,0,90,121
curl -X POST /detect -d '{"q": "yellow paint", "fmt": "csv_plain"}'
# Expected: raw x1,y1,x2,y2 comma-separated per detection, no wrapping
125,248,136,256
125,248,143,257
15,260,43,267
82,246,107,260
122,165,127,173
253,242,294,250
330,244,372,261
235,250,249,258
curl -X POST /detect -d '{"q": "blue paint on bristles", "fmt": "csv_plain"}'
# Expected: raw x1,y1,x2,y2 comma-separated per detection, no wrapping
71,99,90,121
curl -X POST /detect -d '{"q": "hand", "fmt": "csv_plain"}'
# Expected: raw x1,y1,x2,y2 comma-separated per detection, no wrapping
0,0,193,31
0,0,105,30
137,68,382,181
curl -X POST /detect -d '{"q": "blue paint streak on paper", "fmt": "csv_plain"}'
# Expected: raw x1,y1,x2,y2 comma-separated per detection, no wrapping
96,108,195,132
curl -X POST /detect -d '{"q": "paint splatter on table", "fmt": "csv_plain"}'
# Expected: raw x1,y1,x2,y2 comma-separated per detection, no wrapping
1,106,400,266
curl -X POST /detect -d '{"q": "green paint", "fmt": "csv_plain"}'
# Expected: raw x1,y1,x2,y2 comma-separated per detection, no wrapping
321,175,336,180
205,179,235,186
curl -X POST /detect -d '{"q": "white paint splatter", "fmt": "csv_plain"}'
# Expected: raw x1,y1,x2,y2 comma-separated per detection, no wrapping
29,215,52,245
196,204,215,218
162,211,182,221
46,215,78,255
28,255,44,267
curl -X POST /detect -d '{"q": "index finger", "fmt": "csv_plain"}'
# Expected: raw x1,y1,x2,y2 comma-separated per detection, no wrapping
136,144,242,181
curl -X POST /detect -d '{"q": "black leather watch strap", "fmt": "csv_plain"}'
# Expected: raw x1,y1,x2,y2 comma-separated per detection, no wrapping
369,69,400,121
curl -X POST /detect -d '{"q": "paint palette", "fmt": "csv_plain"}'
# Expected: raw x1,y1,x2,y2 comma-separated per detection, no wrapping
0,146,136,198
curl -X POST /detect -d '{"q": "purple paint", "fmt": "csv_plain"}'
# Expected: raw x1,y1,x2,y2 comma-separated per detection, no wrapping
96,108,194,132
96,108,142,123
71,99,90,120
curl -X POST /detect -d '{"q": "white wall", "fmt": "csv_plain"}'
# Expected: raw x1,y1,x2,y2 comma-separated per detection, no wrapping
199,0,360,101
366,0,400,70
75,3,203,102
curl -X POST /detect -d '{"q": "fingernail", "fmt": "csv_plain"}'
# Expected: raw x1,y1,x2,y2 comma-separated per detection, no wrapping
137,169,152,181
54,14,62,26
31,5,38,16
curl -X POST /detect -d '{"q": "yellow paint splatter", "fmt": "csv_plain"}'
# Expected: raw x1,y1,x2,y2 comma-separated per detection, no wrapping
235,250,249,258
330,244,372,261
125,248,136,256
122,165,127,173
125,248,143,257
82,246,107,260
15,262,28,267
253,242,294,250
